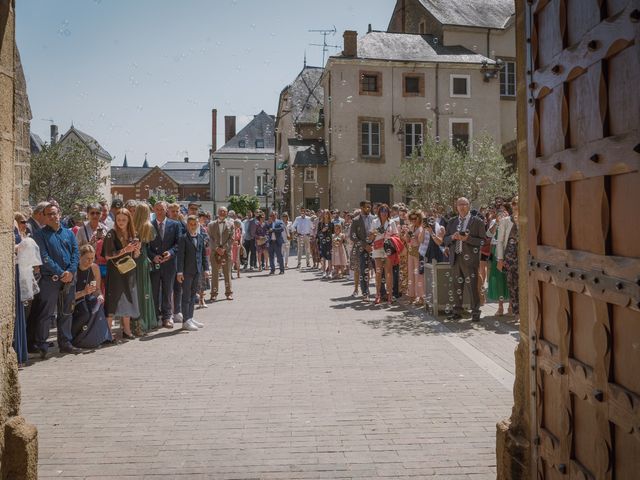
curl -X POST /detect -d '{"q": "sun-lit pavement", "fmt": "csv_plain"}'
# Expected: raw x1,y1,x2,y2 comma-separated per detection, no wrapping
19,262,518,479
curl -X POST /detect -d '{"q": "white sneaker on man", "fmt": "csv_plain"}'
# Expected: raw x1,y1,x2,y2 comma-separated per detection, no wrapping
173,312,184,323
191,319,204,328
182,319,198,331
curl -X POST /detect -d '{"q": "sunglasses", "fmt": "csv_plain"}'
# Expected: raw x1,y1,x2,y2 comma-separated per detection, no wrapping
19,220,27,224
89,211,101,216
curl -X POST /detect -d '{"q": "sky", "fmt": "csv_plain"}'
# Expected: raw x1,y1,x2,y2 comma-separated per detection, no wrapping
17,0,392,167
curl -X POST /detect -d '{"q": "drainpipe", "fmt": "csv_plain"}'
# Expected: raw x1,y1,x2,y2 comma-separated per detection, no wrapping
486,28,492,57
434,63,440,138
326,68,332,209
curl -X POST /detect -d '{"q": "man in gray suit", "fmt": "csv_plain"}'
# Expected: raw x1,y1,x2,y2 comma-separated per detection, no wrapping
207,206,234,301
350,200,374,301
443,197,486,321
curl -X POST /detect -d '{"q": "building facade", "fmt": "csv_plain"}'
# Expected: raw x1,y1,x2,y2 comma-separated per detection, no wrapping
323,29,501,209
275,65,329,214
211,111,275,212
387,0,517,160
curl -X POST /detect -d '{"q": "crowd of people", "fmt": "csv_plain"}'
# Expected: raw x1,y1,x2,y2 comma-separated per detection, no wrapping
11,195,519,366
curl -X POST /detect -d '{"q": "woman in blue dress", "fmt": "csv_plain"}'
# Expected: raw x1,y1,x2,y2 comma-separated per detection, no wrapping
72,244,112,348
13,224,28,365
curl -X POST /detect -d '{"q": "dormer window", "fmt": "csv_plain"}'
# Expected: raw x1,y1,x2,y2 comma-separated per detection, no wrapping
238,140,246,148
255,139,264,148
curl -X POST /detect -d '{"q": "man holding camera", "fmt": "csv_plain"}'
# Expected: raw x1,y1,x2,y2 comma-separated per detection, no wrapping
444,197,486,321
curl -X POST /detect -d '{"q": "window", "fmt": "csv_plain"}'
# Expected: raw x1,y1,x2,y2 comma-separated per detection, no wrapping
228,171,241,196
305,198,320,211
403,73,424,97
367,184,391,205
404,122,423,157
500,60,516,97
255,139,264,148
255,174,266,195
419,20,426,34
361,121,381,157
238,140,246,148
449,119,472,152
450,74,470,97
359,71,382,95
303,167,317,183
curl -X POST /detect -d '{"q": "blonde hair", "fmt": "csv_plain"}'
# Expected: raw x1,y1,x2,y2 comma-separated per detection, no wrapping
132,202,155,243
115,208,136,240
79,244,95,256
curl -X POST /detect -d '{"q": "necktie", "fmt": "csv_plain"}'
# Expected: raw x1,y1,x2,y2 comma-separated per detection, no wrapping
455,218,463,254
159,222,164,240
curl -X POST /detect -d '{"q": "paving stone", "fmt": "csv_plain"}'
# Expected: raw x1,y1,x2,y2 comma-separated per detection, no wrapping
19,264,515,478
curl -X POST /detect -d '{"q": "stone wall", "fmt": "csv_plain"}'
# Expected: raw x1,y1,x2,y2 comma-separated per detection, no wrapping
13,45,30,212
0,1,38,478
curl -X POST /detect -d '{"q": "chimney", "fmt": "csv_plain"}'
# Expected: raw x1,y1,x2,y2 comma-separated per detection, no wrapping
184,156,189,163
211,109,217,152
224,115,236,144
50,124,59,144
343,30,358,57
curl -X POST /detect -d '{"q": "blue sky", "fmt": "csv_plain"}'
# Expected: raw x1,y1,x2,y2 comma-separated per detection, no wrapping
17,0,392,166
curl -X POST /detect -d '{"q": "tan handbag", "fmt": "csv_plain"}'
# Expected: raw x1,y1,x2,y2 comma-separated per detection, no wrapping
113,255,137,274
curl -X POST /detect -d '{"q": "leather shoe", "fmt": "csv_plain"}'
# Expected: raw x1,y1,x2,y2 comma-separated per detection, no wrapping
447,313,463,320
472,313,481,322
60,345,81,354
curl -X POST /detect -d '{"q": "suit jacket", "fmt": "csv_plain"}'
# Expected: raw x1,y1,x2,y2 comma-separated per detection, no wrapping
177,232,209,275
265,220,285,247
26,217,41,237
207,219,234,257
350,214,371,249
147,218,180,268
443,215,486,267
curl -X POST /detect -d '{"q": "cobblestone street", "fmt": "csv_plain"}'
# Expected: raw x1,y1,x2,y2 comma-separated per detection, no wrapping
19,265,518,479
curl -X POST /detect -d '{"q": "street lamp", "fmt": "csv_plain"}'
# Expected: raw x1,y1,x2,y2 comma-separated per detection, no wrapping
263,168,270,213
210,152,221,213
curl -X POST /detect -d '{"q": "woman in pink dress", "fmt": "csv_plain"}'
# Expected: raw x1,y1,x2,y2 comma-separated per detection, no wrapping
231,219,243,278
331,223,348,279
404,209,425,305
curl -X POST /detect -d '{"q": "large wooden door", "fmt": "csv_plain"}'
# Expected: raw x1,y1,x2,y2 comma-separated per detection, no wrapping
524,0,640,478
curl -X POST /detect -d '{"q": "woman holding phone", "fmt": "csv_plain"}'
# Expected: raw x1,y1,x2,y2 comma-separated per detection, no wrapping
102,208,141,340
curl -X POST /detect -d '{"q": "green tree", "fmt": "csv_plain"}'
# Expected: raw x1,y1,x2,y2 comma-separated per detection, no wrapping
30,140,109,215
227,194,260,216
393,131,517,212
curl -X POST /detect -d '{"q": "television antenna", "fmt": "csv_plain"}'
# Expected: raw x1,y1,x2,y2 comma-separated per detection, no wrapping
308,26,340,66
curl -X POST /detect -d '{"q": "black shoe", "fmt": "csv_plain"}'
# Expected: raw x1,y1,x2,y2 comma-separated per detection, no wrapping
60,345,81,354
472,313,481,322
278,271,284,275
269,271,275,275
38,348,48,360
122,332,136,340
447,313,463,320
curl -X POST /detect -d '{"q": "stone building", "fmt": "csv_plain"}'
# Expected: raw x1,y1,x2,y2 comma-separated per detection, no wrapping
211,111,275,212
0,1,38,478
323,29,500,208
13,47,30,211
387,0,517,162
275,65,329,214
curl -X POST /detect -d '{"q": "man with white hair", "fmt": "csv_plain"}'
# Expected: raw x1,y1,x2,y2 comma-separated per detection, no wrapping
207,206,234,301
27,201,49,236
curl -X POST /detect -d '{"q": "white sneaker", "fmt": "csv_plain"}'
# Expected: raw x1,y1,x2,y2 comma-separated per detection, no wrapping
191,319,204,328
173,312,184,323
182,319,198,331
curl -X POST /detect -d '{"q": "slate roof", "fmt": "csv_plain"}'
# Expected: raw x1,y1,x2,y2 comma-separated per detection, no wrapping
288,139,328,167
30,132,44,154
285,66,324,125
111,166,152,185
354,31,493,64
164,168,210,185
418,0,515,30
61,126,112,159
216,111,276,154
161,161,209,171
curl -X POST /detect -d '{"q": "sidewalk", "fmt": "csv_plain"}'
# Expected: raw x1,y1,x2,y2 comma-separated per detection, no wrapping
19,264,517,479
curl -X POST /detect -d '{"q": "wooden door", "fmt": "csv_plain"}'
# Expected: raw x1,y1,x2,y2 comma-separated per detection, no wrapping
524,0,640,478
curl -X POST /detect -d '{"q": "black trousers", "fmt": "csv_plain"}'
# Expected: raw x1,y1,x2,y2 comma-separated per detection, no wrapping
173,276,182,315
150,263,176,321
359,250,371,295
180,273,200,322
243,239,256,268
28,276,75,351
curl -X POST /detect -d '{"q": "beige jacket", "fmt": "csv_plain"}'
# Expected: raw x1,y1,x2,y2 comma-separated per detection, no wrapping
495,216,514,261
207,219,234,257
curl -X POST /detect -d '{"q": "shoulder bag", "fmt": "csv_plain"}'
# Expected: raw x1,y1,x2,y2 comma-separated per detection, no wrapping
113,254,137,274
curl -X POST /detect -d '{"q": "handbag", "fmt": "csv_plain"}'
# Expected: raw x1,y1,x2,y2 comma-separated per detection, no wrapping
256,236,267,246
113,255,137,274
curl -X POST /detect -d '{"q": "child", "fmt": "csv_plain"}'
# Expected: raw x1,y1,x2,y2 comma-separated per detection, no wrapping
177,215,209,331
331,223,347,279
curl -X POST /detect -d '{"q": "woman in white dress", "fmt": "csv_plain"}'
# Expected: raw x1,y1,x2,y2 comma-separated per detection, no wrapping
369,204,398,305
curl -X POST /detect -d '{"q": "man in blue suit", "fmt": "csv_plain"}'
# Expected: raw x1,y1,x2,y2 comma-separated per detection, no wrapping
266,211,286,275
177,215,209,331
148,201,180,328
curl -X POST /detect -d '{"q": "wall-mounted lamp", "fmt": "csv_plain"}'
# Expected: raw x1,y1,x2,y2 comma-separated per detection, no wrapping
481,58,503,82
